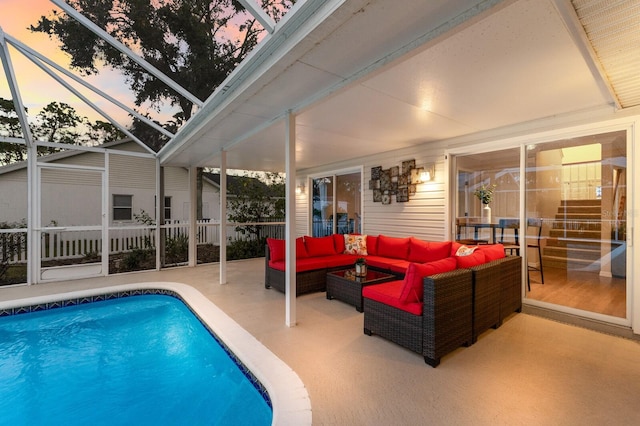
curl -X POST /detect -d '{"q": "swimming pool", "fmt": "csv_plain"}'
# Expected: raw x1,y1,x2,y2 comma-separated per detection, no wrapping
0,283,311,425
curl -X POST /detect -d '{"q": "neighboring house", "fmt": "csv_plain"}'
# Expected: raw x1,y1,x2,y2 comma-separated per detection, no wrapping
0,140,221,227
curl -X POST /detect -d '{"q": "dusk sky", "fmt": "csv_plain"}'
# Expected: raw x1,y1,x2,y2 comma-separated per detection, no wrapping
0,0,180,126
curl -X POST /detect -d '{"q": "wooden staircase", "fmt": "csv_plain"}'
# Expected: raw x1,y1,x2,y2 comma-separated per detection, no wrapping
543,200,603,270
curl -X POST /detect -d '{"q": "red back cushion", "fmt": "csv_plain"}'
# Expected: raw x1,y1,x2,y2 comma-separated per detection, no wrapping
408,238,452,263
399,258,457,303
450,241,463,256
456,250,486,268
377,235,411,260
296,237,309,258
366,235,378,255
333,234,346,254
304,236,337,257
267,238,285,262
478,243,505,261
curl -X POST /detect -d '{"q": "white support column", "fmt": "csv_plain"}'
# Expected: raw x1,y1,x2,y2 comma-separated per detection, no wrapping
219,151,228,284
2,26,38,283
156,161,163,270
27,145,38,284
631,123,639,335
285,112,297,327
189,167,198,267
102,152,110,276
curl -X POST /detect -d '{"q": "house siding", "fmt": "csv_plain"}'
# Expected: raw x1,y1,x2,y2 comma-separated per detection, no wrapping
298,141,448,241
0,142,220,226
0,169,27,224
109,153,156,190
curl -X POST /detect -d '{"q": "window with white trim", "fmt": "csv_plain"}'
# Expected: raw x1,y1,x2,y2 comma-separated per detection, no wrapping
113,194,133,221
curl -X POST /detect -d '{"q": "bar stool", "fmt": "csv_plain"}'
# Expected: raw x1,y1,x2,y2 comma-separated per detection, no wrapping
526,219,544,291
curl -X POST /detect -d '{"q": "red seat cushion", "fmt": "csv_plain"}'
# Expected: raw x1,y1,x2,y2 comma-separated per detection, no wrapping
296,257,331,272
267,238,285,262
477,243,506,261
268,259,285,271
323,254,360,268
363,281,422,315
399,258,457,304
363,255,399,271
408,238,452,263
389,260,411,275
304,236,337,257
377,235,411,260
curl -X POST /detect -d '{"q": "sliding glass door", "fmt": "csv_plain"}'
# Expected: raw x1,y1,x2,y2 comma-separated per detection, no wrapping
452,128,629,324
524,130,627,319
312,171,361,237
454,148,520,245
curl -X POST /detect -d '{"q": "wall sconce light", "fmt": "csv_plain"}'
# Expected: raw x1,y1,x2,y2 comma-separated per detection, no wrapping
296,184,305,195
419,163,435,182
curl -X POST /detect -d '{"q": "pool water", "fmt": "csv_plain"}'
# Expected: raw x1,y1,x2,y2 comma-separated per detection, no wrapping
0,295,272,425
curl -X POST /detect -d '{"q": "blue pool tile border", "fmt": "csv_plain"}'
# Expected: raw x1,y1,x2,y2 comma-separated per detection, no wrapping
0,288,273,409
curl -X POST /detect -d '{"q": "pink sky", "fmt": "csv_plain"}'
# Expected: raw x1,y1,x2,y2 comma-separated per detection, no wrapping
0,0,173,125
0,1,276,129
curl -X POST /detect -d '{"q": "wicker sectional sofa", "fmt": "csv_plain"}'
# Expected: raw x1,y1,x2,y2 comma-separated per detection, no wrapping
363,255,522,367
264,234,453,295
264,233,522,366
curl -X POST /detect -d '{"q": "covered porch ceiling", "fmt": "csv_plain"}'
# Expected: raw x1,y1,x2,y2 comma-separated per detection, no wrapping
158,0,639,172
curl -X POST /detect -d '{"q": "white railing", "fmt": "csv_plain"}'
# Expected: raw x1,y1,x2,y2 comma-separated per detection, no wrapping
0,229,27,263
1,219,286,263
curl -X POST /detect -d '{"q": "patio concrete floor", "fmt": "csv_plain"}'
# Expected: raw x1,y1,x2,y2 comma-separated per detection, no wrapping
2,258,640,425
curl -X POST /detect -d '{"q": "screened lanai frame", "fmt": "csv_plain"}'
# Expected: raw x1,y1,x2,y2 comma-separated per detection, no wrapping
3,0,637,336
0,0,289,286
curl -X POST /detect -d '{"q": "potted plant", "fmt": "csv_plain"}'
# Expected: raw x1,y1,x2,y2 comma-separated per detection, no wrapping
355,257,367,277
474,183,497,223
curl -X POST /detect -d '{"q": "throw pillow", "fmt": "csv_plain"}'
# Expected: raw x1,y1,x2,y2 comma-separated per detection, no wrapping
333,233,346,254
455,245,477,256
456,250,486,268
478,243,505,261
377,235,411,259
344,234,368,255
399,258,457,304
366,235,378,255
304,235,337,257
408,238,452,263
296,237,309,258
267,238,285,262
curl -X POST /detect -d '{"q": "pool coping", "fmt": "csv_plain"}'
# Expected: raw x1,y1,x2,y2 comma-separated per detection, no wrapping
0,282,312,426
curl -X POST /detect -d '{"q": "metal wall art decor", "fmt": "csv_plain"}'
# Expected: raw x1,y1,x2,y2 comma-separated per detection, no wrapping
370,159,427,204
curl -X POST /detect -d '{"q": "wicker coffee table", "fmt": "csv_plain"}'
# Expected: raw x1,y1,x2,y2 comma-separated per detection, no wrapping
326,268,396,312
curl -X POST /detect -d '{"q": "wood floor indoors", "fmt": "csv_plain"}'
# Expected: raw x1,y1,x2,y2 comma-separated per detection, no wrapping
526,266,626,318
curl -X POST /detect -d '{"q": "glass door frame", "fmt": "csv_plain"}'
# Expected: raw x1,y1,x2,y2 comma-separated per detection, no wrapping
445,120,634,329
307,166,363,237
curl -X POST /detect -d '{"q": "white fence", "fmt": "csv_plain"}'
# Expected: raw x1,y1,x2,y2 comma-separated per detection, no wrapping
1,219,286,263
